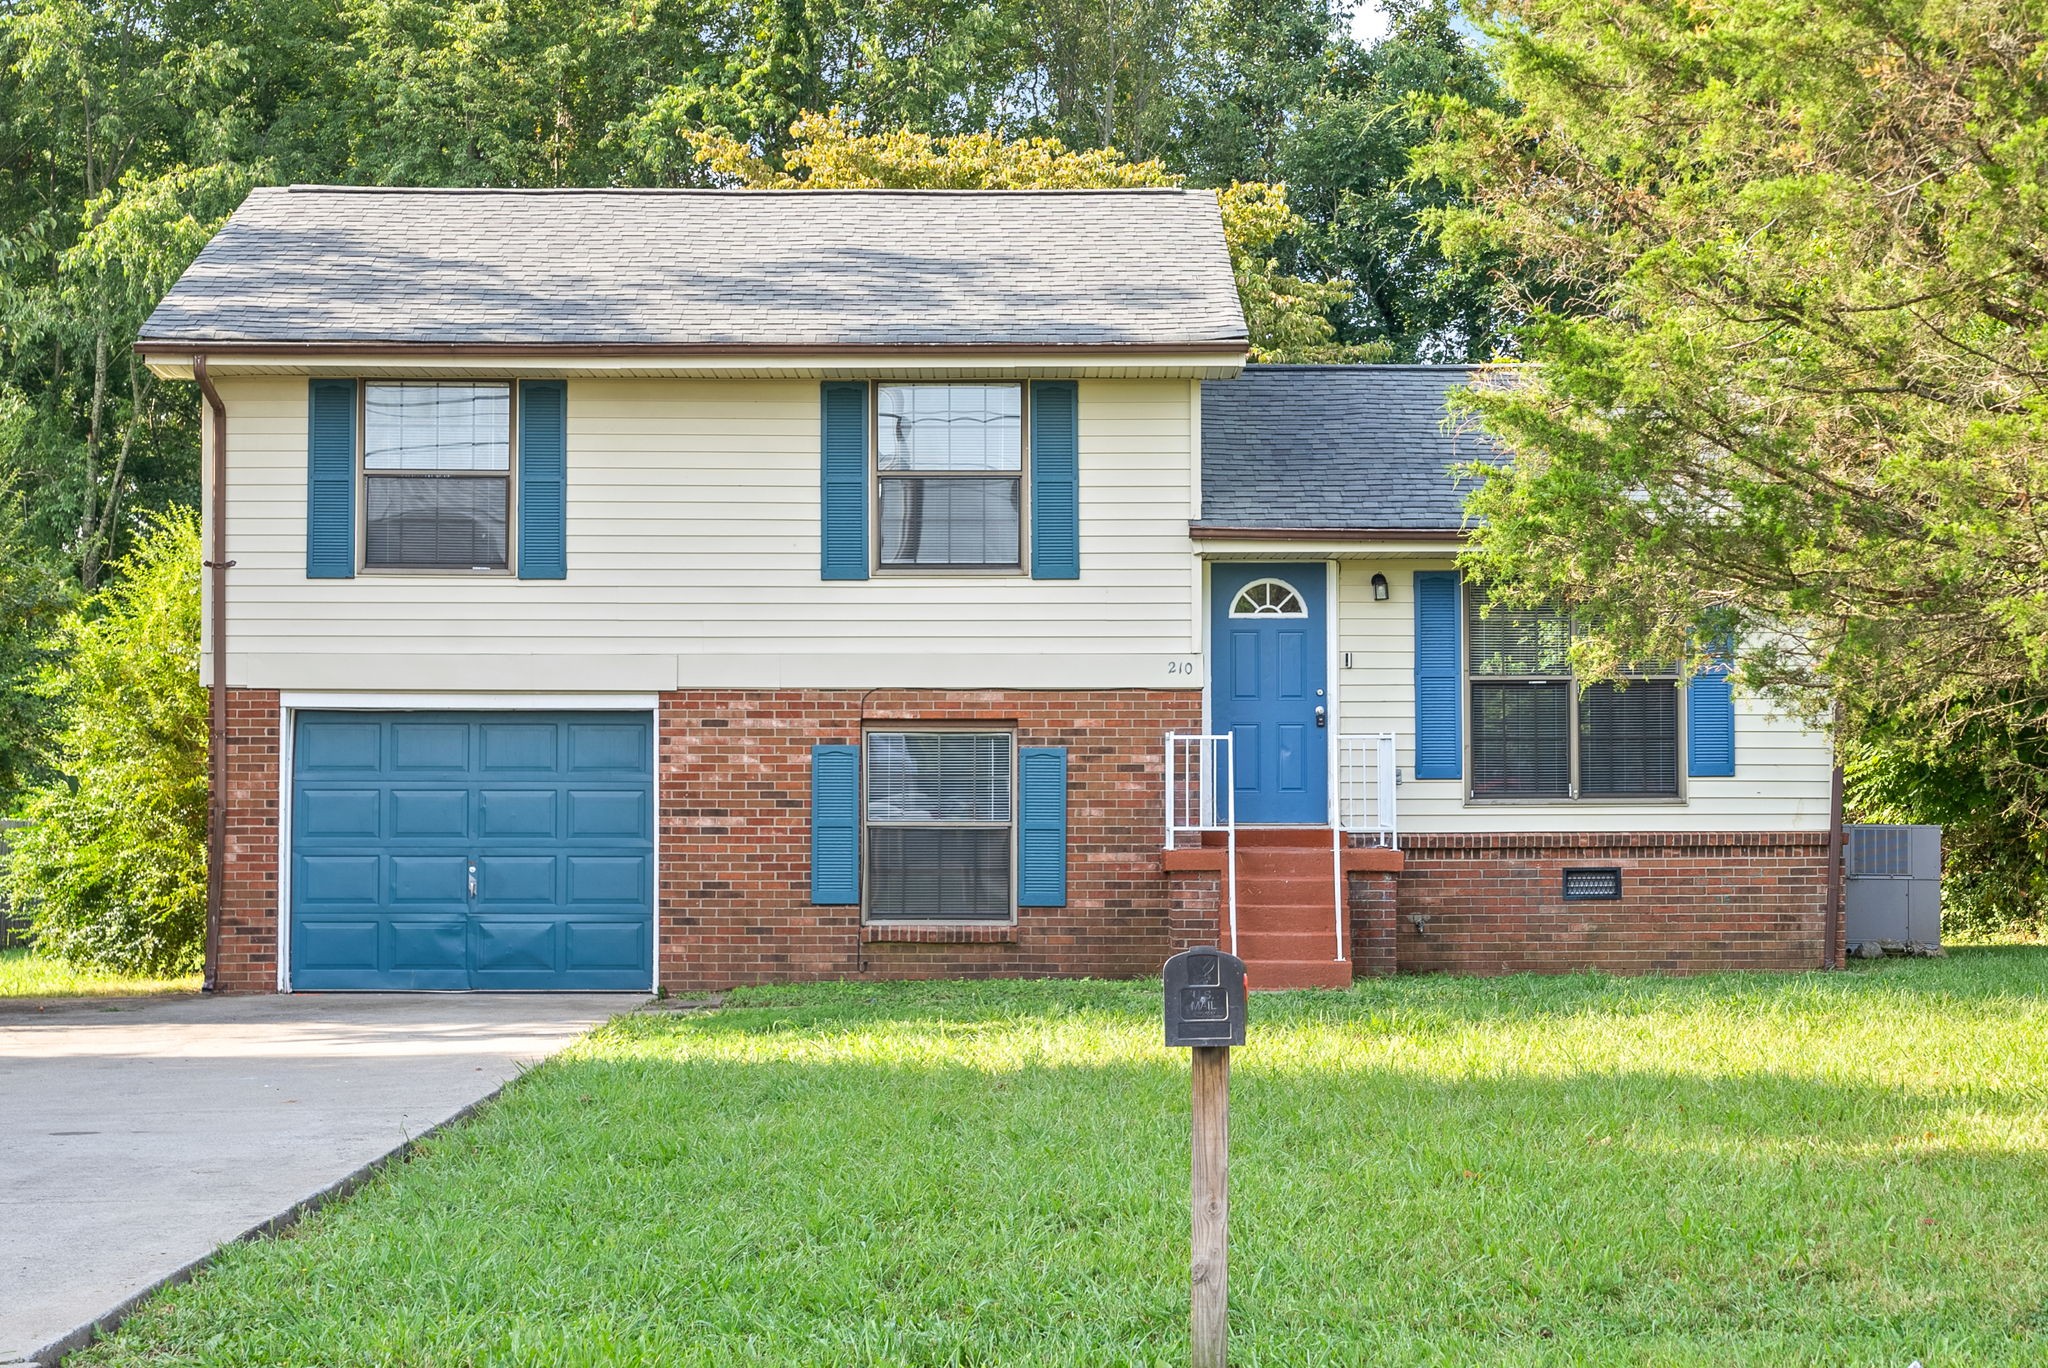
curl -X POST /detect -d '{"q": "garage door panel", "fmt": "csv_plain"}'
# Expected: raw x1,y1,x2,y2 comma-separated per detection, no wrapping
299,790,380,838
291,709,653,992
295,918,380,969
567,789,648,839
390,919,468,971
298,720,381,771
473,918,559,973
479,789,557,838
566,919,647,970
567,855,647,905
389,854,469,904
569,723,647,771
480,855,558,903
391,722,469,770
481,723,558,770
298,855,380,903
390,789,469,838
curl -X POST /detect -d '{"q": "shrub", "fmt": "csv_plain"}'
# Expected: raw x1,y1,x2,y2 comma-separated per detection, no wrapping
4,509,205,973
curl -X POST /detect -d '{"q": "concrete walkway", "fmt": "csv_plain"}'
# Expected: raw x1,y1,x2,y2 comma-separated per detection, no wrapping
0,992,639,1366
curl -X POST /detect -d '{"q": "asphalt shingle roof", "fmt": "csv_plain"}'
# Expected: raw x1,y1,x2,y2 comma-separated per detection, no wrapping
1198,364,1507,532
137,186,1246,350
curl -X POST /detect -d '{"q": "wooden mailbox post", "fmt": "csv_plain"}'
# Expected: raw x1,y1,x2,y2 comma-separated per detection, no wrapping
1163,947,1248,1368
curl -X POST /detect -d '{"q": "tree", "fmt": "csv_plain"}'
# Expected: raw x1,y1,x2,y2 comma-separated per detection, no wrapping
680,108,1383,360
0,477,73,800
1422,0,2048,715
4,508,206,973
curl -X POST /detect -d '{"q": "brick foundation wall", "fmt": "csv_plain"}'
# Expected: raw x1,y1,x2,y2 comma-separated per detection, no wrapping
1346,870,1399,977
217,688,281,993
1393,831,1835,976
658,688,1200,991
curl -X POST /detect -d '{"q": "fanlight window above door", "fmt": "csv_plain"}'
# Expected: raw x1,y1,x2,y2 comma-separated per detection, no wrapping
1229,579,1307,618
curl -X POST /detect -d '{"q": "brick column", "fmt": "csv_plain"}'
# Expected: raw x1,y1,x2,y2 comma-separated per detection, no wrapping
217,688,281,992
1346,870,1399,977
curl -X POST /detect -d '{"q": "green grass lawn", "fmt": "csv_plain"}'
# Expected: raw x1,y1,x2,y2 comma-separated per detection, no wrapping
0,946,199,998
79,950,2048,1366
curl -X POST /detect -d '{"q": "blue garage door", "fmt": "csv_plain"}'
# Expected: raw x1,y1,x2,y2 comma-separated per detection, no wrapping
290,710,654,991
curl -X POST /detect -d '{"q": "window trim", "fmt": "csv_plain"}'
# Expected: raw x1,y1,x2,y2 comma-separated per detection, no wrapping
356,380,519,576
1461,589,1689,806
870,381,1031,578
859,726,1019,926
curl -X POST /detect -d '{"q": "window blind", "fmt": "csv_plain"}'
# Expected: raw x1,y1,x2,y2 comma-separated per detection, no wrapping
1469,681,1571,798
865,732,1011,823
1579,682,1680,796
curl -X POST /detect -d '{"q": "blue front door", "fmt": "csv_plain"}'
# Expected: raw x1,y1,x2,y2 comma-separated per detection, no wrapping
1211,563,1329,824
290,710,654,991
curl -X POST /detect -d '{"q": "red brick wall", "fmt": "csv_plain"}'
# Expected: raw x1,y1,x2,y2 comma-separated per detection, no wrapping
657,688,1200,991
1393,831,1835,976
1346,870,1399,978
217,688,281,993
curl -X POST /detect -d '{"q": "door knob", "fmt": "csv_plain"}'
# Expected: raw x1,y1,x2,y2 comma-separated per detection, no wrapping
1314,706,1327,729
468,862,478,900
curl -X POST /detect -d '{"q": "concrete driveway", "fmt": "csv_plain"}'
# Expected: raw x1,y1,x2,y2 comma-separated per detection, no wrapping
0,992,640,1366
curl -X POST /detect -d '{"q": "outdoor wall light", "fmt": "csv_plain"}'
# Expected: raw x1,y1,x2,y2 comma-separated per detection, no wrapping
1371,572,1390,601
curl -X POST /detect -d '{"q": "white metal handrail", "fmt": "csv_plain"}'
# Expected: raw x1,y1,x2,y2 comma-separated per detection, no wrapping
1165,732,1239,957
1336,733,1399,846
1327,733,1400,964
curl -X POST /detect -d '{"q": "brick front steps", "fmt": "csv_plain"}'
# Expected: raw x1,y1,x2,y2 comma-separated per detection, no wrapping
1162,829,1404,990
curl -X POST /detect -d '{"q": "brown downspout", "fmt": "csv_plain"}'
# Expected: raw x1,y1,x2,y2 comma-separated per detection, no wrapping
194,356,229,994
1825,759,1845,970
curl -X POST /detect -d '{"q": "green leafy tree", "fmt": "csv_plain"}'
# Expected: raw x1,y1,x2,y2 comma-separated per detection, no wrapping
1420,0,2048,928
5,508,206,973
681,109,1385,360
1424,0,2048,709
0,474,74,800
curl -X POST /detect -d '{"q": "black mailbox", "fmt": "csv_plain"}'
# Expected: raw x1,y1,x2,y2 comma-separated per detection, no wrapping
1163,947,1248,1048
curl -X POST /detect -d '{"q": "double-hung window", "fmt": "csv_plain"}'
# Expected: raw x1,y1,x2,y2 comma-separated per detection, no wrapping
864,731,1014,922
1467,591,1682,800
876,383,1023,570
363,381,513,571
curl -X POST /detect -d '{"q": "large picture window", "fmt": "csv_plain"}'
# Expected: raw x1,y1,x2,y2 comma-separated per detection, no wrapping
1467,592,1681,800
864,730,1014,921
876,383,1023,570
363,382,512,570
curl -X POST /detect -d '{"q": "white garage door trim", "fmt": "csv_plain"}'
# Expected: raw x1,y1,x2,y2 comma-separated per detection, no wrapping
276,693,662,993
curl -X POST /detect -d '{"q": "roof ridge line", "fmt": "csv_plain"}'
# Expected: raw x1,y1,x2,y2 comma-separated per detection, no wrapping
279,184,1197,197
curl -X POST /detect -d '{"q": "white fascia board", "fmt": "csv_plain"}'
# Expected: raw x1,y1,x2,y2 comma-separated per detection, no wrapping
243,652,1207,693
279,691,661,711
1196,538,1463,560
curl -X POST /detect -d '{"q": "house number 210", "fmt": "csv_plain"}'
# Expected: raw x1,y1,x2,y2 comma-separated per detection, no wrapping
1166,660,1197,677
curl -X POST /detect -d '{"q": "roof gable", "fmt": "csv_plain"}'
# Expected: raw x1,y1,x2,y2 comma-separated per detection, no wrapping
138,186,1246,353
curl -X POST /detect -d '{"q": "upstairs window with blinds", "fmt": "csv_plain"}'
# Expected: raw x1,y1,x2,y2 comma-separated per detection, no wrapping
363,382,512,570
864,730,1014,921
1467,591,1681,800
876,383,1023,570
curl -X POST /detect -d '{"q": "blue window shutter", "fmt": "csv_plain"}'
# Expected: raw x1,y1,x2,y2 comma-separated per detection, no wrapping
811,744,861,904
820,382,869,580
306,379,356,578
1029,381,1079,579
1413,571,1463,779
518,380,568,579
1688,639,1736,777
1017,746,1068,906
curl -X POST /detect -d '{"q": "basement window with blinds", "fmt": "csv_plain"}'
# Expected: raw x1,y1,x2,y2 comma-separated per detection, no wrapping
1467,590,1681,800
362,382,512,570
864,730,1015,922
